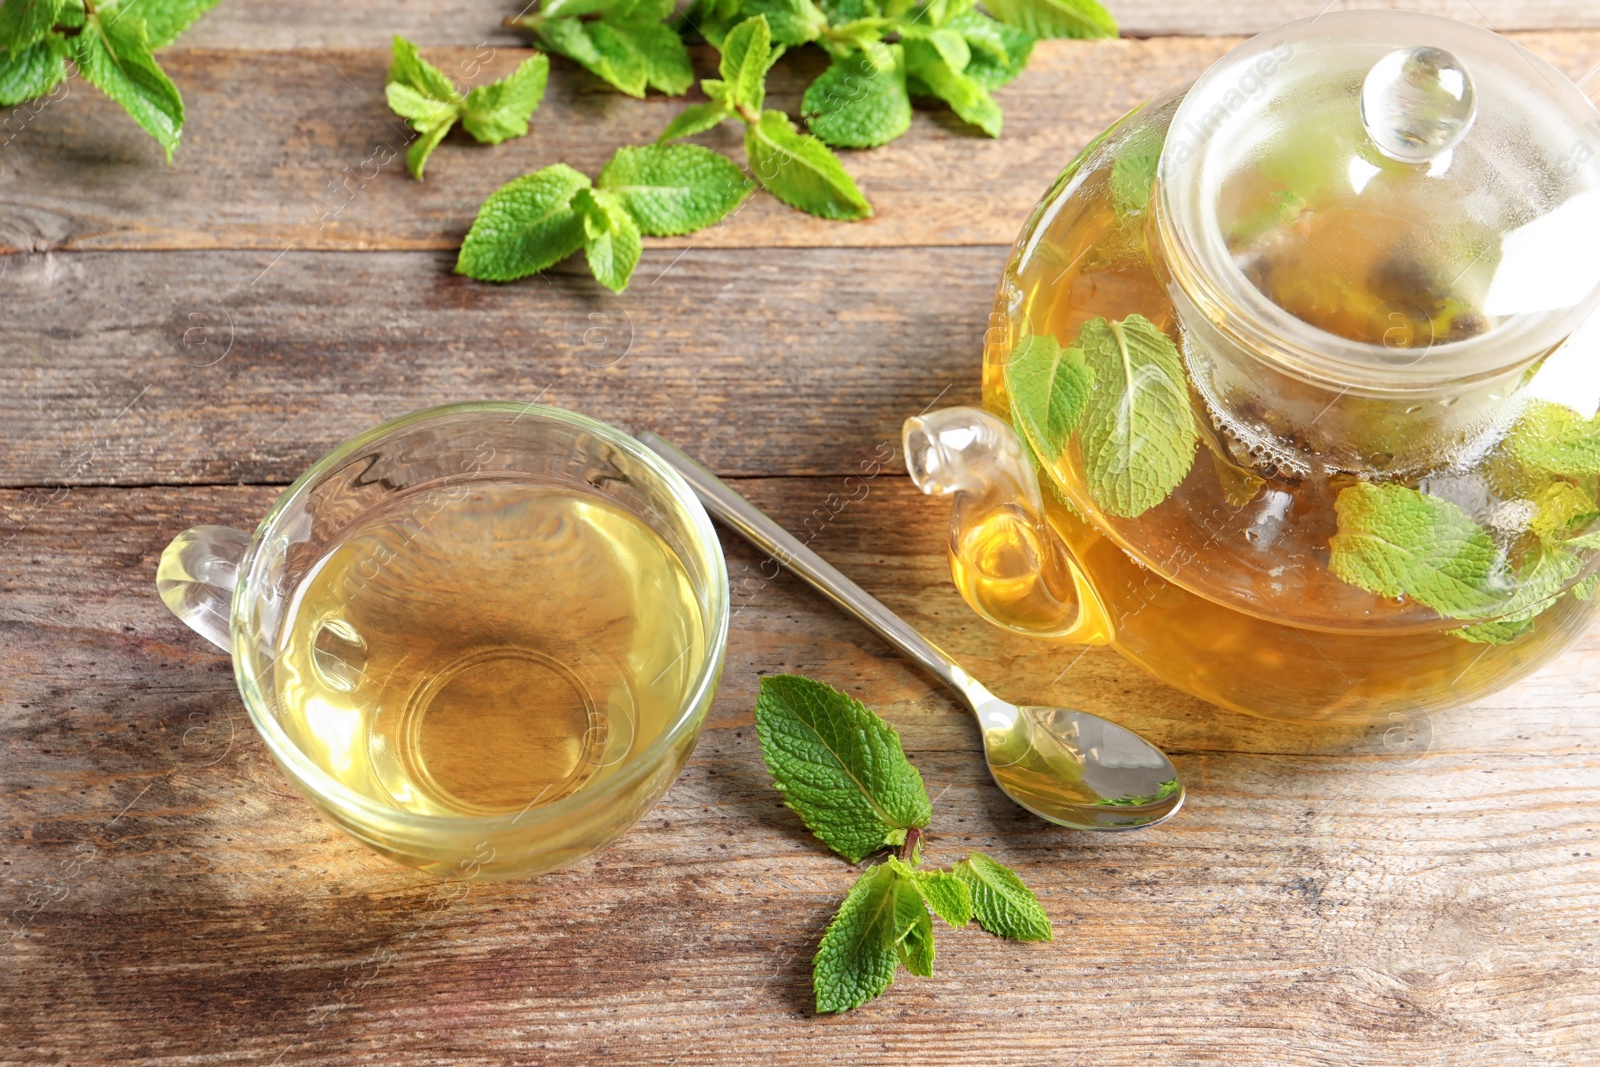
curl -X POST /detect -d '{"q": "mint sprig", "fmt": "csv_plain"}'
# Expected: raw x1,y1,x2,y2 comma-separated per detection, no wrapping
660,15,873,219
0,0,218,161
754,674,1052,1013
385,37,550,179
456,143,753,290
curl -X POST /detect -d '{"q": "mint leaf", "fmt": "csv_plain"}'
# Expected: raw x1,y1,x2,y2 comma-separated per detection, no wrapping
904,35,1001,137
682,0,744,47
720,15,783,116
891,860,936,978
574,186,642,292
538,17,648,97
1007,331,1091,464
1453,543,1580,644
457,163,592,282
658,100,732,142
911,868,973,928
388,34,461,105
619,22,694,94
745,109,872,220
951,852,1052,942
802,46,911,149
597,142,753,235
0,34,68,106
1110,120,1163,219
386,37,464,179
124,0,223,49
979,0,1117,39
1075,315,1196,518
1529,481,1598,541
741,0,828,45
0,0,63,51
461,53,549,144
70,11,183,162
1329,482,1500,618
813,862,929,1012
948,10,1033,90
1509,400,1600,477
754,674,930,863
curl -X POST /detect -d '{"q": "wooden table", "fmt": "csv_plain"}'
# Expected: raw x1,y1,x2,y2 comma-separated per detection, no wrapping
4,2,1599,1063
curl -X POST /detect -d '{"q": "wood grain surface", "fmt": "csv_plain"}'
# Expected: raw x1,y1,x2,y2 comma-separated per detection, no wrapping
4,0,1600,1064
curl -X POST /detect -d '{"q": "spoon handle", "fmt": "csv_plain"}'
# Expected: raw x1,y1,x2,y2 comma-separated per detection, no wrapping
641,432,988,704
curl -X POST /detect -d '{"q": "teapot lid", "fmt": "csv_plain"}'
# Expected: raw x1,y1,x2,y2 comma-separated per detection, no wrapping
1159,11,1600,387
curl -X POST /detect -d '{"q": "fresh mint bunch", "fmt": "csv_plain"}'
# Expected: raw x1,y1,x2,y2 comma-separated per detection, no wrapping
457,142,753,290
386,36,550,179
0,0,221,161
508,0,693,98
660,14,871,220
755,674,1052,1013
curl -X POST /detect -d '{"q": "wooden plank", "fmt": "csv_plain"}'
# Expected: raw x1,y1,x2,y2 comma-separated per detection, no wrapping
3,482,1598,1065
4,32,1597,254
0,245,998,487
168,0,1600,50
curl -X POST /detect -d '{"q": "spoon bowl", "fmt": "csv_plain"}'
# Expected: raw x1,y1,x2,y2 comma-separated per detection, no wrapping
642,432,1184,832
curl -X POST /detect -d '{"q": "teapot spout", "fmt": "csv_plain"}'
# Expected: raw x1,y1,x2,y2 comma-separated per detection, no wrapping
903,408,1109,645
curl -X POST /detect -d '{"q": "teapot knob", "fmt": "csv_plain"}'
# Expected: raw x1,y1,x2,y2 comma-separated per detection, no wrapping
1360,46,1477,164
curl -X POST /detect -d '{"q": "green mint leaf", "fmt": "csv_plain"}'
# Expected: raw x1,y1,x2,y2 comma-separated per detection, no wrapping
1529,481,1598,541
1075,315,1197,518
1576,573,1600,601
910,868,973,928
70,11,183,162
888,859,936,977
1453,543,1580,644
802,46,911,149
903,36,1001,137
754,674,930,863
979,0,1117,39
404,120,452,180
740,0,829,45
0,34,68,106
951,852,1052,941
1328,482,1501,618
0,0,63,51
745,109,872,220
1509,400,1600,477
604,15,694,95
456,163,592,282
814,861,930,1012
720,15,783,116
386,38,465,179
658,100,733,142
121,0,223,49
1110,120,1163,219
461,53,549,144
948,10,1034,90
597,142,753,235
574,186,642,293
682,0,744,48
538,17,649,97
1007,331,1092,464
388,35,462,105
819,0,874,21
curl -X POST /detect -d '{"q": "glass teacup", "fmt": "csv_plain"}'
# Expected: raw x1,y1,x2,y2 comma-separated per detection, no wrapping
157,403,729,879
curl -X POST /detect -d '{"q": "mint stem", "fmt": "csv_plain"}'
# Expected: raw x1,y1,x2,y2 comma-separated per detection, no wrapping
899,827,921,864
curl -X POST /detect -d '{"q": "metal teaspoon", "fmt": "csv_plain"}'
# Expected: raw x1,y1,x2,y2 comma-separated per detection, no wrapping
641,432,1184,831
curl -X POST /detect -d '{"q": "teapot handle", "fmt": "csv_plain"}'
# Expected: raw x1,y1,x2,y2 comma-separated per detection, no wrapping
903,408,1110,646
156,525,251,653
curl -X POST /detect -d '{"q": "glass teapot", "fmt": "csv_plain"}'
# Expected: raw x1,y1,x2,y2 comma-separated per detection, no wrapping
906,12,1600,725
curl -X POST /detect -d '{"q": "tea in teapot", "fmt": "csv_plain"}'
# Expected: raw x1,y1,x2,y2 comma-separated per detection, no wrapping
909,13,1600,725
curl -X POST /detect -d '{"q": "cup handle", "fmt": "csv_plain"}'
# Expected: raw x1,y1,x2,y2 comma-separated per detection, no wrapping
156,525,252,653
903,407,1111,646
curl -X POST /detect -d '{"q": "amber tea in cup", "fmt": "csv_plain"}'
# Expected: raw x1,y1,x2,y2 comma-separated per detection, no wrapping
159,404,728,879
